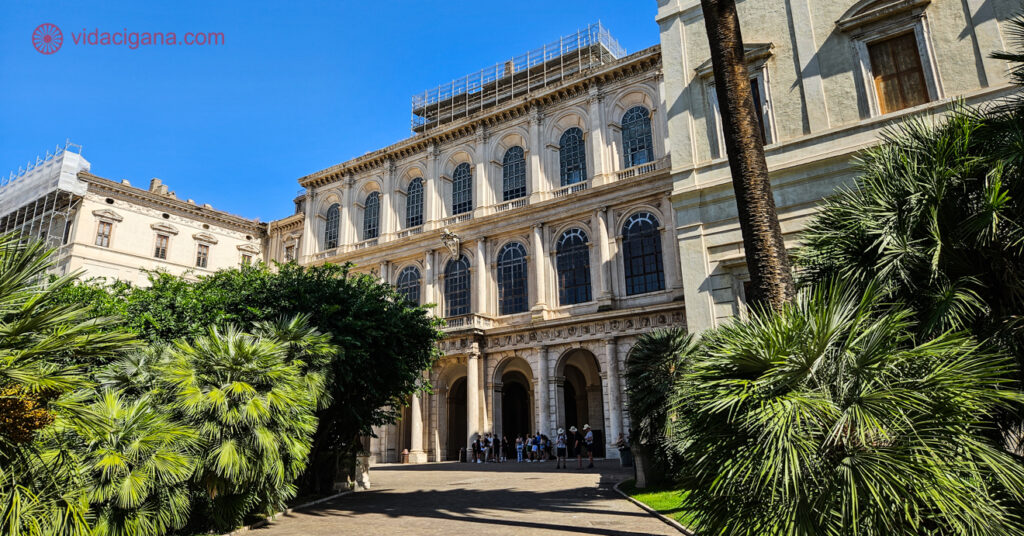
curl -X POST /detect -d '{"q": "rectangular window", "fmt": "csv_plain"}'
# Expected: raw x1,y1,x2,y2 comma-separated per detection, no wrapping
709,74,771,158
284,245,295,262
95,221,112,248
241,254,252,265
196,244,209,268
868,32,929,114
154,234,168,259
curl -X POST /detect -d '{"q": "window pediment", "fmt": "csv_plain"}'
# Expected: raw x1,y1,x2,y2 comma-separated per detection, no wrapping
696,43,773,78
237,243,260,254
150,222,179,235
192,232,218,244
92,209,123,222
837,0,930,33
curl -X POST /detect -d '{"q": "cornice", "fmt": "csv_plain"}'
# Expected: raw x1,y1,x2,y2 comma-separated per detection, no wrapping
79,172,267,235
297,45,663,190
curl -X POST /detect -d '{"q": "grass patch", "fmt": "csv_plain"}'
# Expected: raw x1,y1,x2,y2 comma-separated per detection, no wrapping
619,478,698,529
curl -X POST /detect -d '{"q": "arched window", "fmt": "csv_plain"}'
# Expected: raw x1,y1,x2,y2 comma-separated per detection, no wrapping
362,192,380,240
406,178,423,227
502,146,526,201
497,242,528,315
622,212,665,296
444,255,471,316
559,127,587,186
622,106,654,168
452,163,473,215
396,266,421,305
556,228,592,305
324,203,340,249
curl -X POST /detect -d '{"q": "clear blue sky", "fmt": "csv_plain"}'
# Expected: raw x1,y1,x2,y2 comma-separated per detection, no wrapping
0,1,660,221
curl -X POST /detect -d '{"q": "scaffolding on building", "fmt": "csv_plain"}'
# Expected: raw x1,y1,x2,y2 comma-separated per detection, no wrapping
410,22,626,133
0,141,89,252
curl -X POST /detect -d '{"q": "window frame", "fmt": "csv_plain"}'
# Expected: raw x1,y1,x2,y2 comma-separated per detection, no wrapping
621,106,655,169
324,203,340,250
451,163,473,215
405,177,424,228
396,265,422,305
443,255,471,317
501,146,527,201
196,243,210,268
556,228,593,306
153,233,169,260
95,220,113,248
362,191,381,240
706,65,776,159
620,212,666,296
496,242,528,315
558,127,588,186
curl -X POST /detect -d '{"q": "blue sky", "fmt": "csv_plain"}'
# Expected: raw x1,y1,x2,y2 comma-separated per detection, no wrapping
0,1,660,221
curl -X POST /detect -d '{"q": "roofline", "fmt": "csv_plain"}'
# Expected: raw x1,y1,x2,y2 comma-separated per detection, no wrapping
297,44,662,190
78,171,268,233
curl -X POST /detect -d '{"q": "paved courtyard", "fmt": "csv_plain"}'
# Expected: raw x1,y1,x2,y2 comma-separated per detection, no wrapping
252,459,678,535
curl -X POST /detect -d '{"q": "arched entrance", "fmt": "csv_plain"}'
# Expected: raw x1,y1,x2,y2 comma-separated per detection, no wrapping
557,349,606,458
501,371,532,440
447,377,467,461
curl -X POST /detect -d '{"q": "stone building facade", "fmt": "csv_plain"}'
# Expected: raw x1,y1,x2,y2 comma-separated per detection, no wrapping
657,0,1017,331
267,27,682,462
0,146,265,286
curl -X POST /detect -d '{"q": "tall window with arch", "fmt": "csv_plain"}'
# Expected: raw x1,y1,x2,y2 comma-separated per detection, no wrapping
559,127,587,186
556,228,592,305
452,163,473,215
406,177,423,227
324,203,340,249
502,146,526,201
444,255,471,316
621,106,654,167
363,192,380,240
497,242,528,315
396,266,421,305
622,212,665,296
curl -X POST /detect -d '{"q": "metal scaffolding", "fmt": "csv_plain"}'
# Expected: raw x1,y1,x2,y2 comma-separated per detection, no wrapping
0,141,89,252
410,22,626,133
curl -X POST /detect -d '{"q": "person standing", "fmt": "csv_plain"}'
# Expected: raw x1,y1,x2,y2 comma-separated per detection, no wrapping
516,435,524,463
583,424,595,469
555,428,568,469
569,426,582,469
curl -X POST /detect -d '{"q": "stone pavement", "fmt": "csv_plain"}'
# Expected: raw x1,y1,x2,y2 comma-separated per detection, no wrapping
252,459,677,535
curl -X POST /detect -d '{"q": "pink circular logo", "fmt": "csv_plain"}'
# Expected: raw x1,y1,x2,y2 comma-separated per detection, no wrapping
32,23,63,54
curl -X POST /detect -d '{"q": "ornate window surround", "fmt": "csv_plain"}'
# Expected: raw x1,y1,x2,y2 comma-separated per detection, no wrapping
697,43,777,157
837,0,942,117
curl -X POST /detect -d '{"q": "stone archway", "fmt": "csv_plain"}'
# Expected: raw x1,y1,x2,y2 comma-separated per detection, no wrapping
446,377,467,461
556,348,606,458
491,356,535,443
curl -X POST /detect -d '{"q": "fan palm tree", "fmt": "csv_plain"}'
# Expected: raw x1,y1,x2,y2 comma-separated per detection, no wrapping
0,233,137,536
162,323,322,531
675,280,1024,535
67,390,197,536
625,327,700,487
699,0,795,310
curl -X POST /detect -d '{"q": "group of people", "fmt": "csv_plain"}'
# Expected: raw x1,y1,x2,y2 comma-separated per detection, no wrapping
469,424,597,469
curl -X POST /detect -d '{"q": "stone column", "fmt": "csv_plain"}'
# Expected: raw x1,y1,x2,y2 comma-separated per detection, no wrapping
660,197,681,292
466,350,481,450
527,106,545,202
530,223,547,316
425,144,442,226
300,188,315,262
340,174,355,247
474,238,487,315
587,86,608,184
605,338,622,455
381,160,397,240
538,346,551,436
474,127,489,213
594,207,613,306
423,249,435,308
379,261,389,284
408,386,427,463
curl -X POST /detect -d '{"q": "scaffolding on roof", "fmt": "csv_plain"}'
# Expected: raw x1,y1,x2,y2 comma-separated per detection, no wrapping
410,22,626,133
0,141,89,253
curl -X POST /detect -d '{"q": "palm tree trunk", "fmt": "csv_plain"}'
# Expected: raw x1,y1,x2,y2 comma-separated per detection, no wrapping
700,0,795,310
